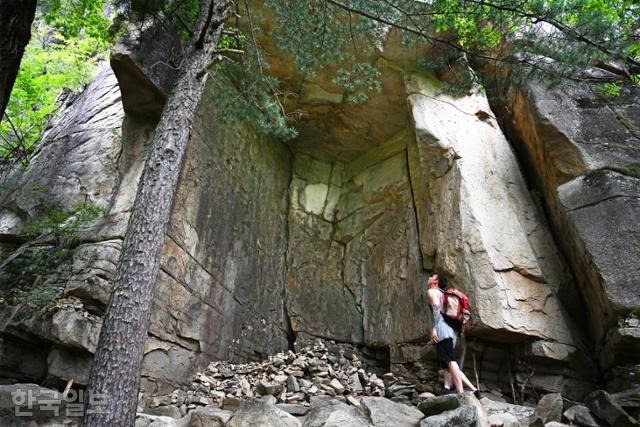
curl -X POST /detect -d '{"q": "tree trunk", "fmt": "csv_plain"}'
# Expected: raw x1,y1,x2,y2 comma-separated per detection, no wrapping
82,1,228,425
0,0,37,120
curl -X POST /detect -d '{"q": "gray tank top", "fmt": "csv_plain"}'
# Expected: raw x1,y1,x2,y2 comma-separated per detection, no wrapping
431,289,457,346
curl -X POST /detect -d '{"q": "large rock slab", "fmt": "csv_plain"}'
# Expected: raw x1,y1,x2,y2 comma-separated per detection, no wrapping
135,413,190,427
111,18,183,120
360,396,424,426
189,407,234,427
1,58,292,391
585,390,638,427
534,393,563,424
404,69,576,348
303,400,370,427
496,80,640,371
285,138,428,346
227,398,301,427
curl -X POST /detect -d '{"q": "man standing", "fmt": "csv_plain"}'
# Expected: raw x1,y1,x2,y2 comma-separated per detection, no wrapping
426,273,481,397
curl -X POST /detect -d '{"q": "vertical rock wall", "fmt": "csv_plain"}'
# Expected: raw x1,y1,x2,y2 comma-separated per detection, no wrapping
399,69,597,400
495,81,640,390
285,130,428,347
0,67,292,393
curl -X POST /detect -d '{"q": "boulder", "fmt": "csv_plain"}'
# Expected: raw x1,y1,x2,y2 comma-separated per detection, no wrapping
227,398,301,427
420,405,479,427
612,387,640,409
303,400,369,427
256,381,285,396
417,393,487,427
360,396,424,426
135,413,190,427
110,18,182,120
277,403,310,416
534,393,563,423
188,407,234,427
562,405,598,427
585,390,638,426
144,405,182,419
481,398,535,426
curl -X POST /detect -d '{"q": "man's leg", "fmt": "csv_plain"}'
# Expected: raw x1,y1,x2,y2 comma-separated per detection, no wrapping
448,361,463,392
443,370,452,389
459,370,477,392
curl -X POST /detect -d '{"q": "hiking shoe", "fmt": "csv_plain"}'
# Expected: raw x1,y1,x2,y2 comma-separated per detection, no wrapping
473,389,482,399
438,387,453,396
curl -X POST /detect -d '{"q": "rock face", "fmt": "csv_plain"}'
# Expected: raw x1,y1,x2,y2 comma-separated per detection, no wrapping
0,64,292,392
1,11,638,405
285,132,428,346
497,80,640,387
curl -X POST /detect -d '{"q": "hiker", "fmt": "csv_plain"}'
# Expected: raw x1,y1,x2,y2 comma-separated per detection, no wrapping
426,272,481,397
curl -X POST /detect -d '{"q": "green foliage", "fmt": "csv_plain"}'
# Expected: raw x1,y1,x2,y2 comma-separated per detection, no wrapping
0,3,112,166
23,202,104,238
0,198,104,309
631,75,640,86
208,21,299,140
41,0,112,42
596,81,623,97
632,306,640,317
332,63,382,104
263,0,639,102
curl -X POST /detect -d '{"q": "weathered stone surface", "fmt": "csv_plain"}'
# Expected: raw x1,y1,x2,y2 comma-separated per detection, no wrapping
64,239,121,305
145,405,182,419
188,407,233,427
0,68,124,218
277,403,310,416
1,59,292,391
585,390,638,427
46,346,92,384
612,387,640,409
256,381,285,396
303,400,370,427
135,413,190,427
286,139,428,347
562,405,598,427
10,308,101,354
360,396,423,426
227,398,301,427
419,405,479,427
417,393,478,417
481,398,535,425
141,338,196,392
558,170,640,319
601,322,640,369
111,18,182,120
535,393,563,424
161,91,292,367
405,70,576,349
496,81,640,375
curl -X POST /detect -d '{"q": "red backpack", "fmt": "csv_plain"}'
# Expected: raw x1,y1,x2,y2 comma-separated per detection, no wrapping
441,288,472,332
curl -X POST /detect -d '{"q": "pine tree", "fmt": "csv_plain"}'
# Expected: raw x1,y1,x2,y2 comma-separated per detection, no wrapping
81,1,230,425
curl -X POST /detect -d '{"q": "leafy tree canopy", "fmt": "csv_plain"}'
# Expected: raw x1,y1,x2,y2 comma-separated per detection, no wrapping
211,0,640,138
3,0,639,162
0,0,113,167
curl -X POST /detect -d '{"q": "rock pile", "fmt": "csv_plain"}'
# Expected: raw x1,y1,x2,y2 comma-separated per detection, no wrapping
144,339,426,418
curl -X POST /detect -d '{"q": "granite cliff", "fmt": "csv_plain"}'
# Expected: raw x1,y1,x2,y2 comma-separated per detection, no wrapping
0,18,638,410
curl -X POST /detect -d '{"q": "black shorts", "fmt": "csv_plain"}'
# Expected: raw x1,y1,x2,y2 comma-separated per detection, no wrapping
436,338,456,369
